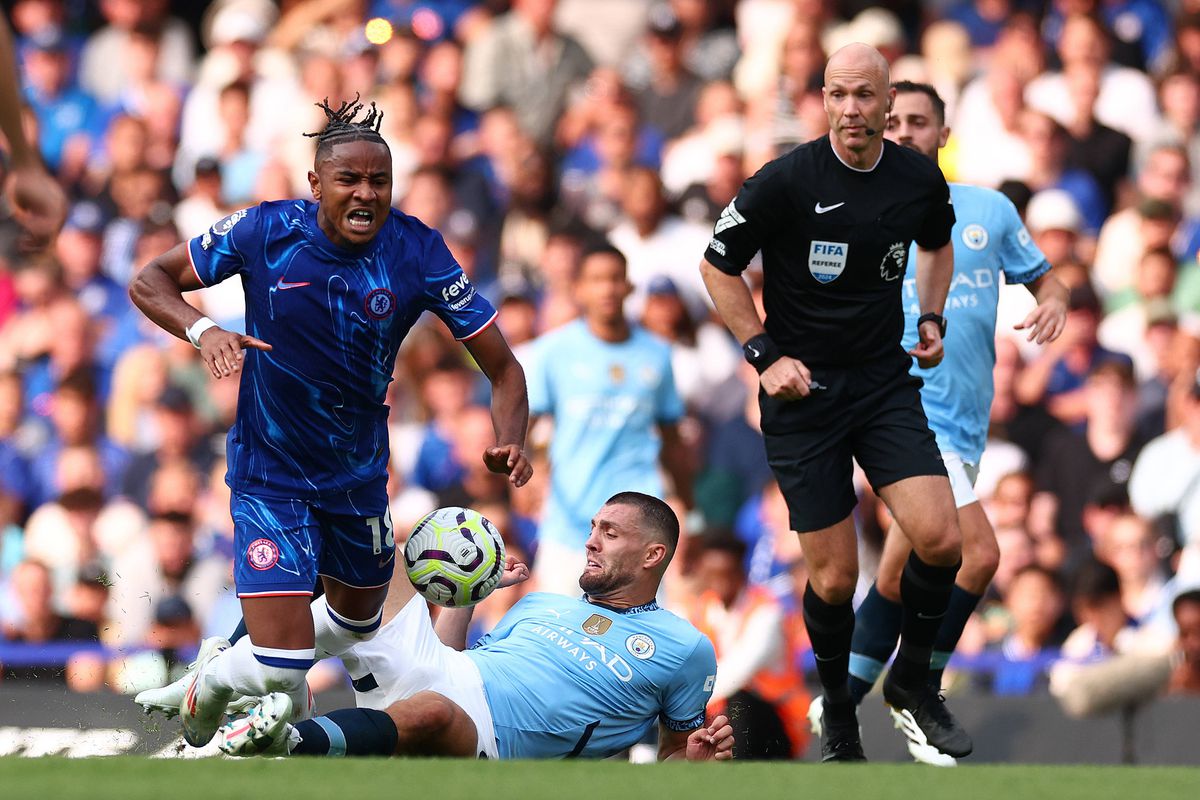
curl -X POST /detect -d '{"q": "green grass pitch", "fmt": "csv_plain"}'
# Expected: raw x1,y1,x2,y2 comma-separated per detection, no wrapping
0,758,1197,800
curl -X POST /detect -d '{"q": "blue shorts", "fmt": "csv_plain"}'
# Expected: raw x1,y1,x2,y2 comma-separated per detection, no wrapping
231,491,396,597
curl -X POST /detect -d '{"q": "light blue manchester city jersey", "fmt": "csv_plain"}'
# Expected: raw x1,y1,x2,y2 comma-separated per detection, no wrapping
901,184,1049,465
467,592,716,759
188,201,496,512
526,321,684,545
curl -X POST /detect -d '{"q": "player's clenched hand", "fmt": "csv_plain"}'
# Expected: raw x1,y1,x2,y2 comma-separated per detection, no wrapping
198,328,272,379
5,163,68,254
497,555,530,589
1014,296,1067,345
909,321,944,369
760,356,812,400
483,444,533,488
685,714,734,761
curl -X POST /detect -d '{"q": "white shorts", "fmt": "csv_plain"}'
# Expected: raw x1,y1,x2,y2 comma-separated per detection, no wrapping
531,537,586,597
943,451,979,509
339,595,499,759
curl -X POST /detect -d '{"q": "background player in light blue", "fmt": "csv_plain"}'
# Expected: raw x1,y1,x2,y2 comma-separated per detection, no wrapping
524,244,693,595
216,492,732,762
127,99,533,748
823,81,1069,764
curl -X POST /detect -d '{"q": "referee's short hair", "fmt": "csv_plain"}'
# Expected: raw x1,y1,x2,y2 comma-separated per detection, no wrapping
891,80,947,127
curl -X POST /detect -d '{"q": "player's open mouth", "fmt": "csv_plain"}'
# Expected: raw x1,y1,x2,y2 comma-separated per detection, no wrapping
585,559,601,570
347,209,375,231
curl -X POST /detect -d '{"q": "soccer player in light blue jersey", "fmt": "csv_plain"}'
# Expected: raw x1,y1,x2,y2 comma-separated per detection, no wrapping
127,99,532,748
525,243,693,595
814,81,1069,764
215,493,732,762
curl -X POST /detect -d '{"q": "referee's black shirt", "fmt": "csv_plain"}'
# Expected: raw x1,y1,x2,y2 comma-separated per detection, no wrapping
704,135,955,368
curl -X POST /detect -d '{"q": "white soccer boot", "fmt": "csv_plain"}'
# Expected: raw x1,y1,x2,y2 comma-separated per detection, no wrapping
179,638,236,747
218,692,297,757
135,637,255,719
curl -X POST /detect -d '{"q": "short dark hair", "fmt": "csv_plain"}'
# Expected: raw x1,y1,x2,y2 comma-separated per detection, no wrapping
580,240,627,267
891,80,946,127
698,532,747,563
305,95,387,164
605,492,679,553
1071,558,1121,605
1174,589,1200,616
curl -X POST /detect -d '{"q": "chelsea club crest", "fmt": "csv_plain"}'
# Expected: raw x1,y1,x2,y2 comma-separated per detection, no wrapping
365,288,397,320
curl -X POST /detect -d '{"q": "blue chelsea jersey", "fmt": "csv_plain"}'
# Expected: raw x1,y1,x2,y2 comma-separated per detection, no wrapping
467,593,717,759
901,184,1049,465
187,201,497,509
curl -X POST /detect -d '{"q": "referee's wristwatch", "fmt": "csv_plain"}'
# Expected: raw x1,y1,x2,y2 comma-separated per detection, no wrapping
917,312,948,339
742,333,783,374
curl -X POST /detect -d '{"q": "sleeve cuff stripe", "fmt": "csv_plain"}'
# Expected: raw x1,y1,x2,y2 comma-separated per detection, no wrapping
1014,260,1052,284
186,242,208,288
457,310,499,341
662,713,706,732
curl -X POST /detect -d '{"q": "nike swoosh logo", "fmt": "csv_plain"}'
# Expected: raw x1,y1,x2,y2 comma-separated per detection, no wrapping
747,346,761,358
916,612,945,620
275,280,311,290
814,202,845,214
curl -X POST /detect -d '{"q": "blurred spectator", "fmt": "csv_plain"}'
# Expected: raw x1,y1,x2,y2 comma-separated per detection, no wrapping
21,25,106,180
1129,370,1200,552
1031,360,1146,566
409,359,476,494
1098,246,1178,380
1017,110,1107,235
558,99,646,231
1061,66,1131,213
610,167,711,322
459,0,593,145
1097,512,1174,635
628,4,704,141
173,157,227,239
695,363,772,528
120,385,216,509
56,201,127,343
78,0,194,106
983,565,1067,694
1168,588,1200,693
0,559,99,682
686,535,808,759
1017,283,1133,426
1093,143,1191,299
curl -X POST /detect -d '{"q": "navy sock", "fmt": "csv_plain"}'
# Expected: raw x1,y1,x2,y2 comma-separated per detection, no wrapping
228,619,248,645
848,583,903,705
928,585,983,690
291,708,398,757
893,552,959,689
802,583,855,709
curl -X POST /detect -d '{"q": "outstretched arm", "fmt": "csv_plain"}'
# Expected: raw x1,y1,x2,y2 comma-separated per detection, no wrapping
433,556,529,650
464,324,532,487
1015,271,1068,345
128,243,271,378
0,16,66,251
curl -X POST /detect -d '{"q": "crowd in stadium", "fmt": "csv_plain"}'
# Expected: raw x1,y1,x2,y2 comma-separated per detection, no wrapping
1,0,1200,756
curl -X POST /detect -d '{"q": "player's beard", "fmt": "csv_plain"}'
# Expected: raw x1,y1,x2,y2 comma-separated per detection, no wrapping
578,562,635,597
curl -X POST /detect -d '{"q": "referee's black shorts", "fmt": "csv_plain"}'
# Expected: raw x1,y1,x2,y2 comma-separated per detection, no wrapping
759,353,946,533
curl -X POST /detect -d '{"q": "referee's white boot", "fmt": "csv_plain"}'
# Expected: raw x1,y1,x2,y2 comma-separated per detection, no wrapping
218,692,297,758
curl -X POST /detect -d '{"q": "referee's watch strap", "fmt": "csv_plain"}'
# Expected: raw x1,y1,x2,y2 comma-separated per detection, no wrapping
185,316,218,349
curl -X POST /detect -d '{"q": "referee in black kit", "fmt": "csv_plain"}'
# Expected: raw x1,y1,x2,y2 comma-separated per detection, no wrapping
700,43,969,762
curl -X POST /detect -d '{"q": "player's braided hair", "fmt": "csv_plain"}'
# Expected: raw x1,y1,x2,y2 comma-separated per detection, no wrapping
304,95,387,161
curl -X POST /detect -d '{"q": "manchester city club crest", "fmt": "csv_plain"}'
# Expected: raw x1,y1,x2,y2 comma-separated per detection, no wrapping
365,288,397,320
246,538,280,571
626,633,656,660
880,241,907,281
961,224,989,251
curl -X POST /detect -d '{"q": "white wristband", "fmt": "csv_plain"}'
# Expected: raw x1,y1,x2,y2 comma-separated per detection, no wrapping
185,316,218,349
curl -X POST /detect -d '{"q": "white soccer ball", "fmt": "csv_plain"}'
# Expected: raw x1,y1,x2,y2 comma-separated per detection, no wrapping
404,506,506,607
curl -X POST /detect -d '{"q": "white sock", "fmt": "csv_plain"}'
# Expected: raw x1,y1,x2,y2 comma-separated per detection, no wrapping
207,637,314,719
311,595,383,659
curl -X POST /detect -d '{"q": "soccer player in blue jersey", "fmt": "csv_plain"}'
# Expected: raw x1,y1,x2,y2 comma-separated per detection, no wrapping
525,243,693,595
127,99,532,748
810,81,1068,765
215,492,732,761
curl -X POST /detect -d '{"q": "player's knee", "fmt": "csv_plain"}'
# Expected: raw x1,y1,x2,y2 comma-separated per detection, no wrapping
810,565,857,604
961,535,1000,591
914,522,962,567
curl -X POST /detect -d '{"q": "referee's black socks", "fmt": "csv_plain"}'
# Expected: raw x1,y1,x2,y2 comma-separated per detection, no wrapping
802,583,855,710
892,552,960,689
